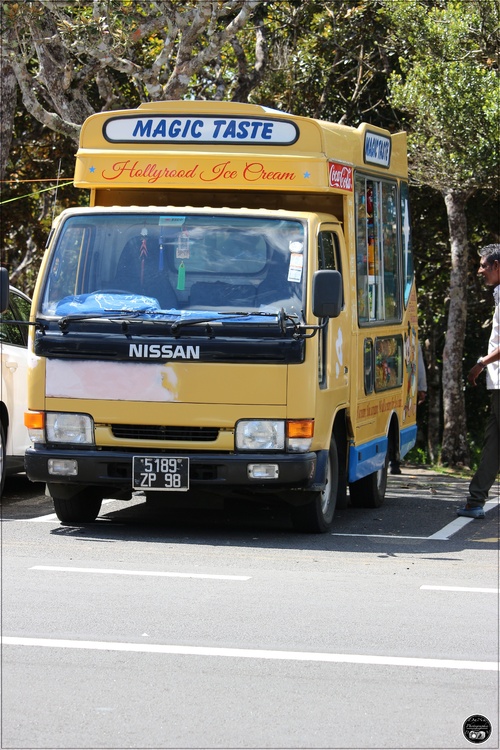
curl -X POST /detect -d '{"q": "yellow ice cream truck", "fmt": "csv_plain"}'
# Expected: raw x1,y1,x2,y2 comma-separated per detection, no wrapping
20,101,418,531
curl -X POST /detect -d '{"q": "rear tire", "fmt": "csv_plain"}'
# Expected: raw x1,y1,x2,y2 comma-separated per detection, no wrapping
49,485,103,523
349,452,388,508
291,436,339,533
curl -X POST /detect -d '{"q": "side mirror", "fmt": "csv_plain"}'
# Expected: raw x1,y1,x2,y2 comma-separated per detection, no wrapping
312,270,342,319
0,268,9,313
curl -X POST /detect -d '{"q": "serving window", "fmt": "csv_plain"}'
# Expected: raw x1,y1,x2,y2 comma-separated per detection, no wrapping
374,335,403,391
355,174,401,324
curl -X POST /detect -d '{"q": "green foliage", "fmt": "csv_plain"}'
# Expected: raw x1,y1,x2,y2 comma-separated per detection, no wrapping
252,0,399,126
407,437,484,473
408,183,498,460
386,0,499,192
405,445,430,465
0,105,81,294
381,0,499,465
1,0,268,292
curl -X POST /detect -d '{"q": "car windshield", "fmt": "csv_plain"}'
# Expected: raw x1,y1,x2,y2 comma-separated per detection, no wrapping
40,213,306,319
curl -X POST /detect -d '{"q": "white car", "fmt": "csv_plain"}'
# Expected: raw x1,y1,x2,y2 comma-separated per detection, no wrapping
0,285,31,495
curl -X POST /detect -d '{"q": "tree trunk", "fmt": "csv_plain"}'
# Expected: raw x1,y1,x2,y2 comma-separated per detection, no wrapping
424,334,441,463
0,61,17,182
440,189,470,466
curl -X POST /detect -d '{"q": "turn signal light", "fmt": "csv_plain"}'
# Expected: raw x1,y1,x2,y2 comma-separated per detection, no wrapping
287,419,314,438
24,411,45,444
24,411,44,429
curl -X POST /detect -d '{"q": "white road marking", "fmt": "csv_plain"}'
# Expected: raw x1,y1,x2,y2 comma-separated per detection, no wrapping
421,585,499,594
31,565,250,581
428,499,499,540
427,517,472,540
1,636,497,671
334,499,499,541
332,533,427,539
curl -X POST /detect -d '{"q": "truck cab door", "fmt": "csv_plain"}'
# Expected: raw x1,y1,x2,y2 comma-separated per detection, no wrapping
316,226,350,406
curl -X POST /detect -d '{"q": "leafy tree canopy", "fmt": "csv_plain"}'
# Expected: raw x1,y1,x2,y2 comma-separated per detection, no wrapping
386,0,499,193
1,0,265,142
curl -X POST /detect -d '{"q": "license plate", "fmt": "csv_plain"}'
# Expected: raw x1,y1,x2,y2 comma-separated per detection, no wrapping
133,456,189,491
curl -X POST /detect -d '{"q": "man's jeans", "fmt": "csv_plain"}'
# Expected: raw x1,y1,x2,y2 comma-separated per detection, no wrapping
468,389,500,506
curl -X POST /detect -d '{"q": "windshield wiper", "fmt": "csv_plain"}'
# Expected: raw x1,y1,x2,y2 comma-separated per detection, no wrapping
169,310,284,333
57,309,166,332
57,308,301,336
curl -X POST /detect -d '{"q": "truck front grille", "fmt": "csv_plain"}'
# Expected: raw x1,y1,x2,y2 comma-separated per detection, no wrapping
111,424,219,442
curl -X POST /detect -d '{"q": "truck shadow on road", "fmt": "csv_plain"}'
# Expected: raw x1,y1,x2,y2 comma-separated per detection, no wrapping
47,473,499,557
3,470,498,555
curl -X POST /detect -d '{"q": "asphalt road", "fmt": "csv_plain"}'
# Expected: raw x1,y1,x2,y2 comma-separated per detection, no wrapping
1,469,499,750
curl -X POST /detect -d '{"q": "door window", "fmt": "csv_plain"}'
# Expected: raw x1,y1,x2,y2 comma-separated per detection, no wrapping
317,230,343,387
0,291,29,346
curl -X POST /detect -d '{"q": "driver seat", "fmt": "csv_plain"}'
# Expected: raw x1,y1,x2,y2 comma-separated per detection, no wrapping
114,236,178,309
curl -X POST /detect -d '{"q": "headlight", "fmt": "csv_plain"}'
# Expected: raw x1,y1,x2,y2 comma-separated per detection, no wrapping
236,420,285,451
46,413,94,444
235,419,314,453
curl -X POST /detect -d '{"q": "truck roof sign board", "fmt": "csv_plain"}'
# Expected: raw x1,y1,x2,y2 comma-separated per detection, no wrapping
364,131,391,168
103,116,300,146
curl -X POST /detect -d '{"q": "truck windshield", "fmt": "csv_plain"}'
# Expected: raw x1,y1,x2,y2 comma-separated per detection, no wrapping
40,213,306,319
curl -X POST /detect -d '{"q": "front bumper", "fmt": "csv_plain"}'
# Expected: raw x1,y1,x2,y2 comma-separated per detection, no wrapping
25,446,325,499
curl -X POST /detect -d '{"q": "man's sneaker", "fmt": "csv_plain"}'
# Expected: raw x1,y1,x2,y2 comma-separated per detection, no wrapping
457,505,485,519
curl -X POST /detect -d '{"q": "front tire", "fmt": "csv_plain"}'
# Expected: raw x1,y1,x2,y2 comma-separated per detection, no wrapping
291,436,339,533
48,484,103,523
349,452,388,508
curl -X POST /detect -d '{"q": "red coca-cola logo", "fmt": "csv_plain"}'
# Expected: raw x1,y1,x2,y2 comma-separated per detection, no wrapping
328,161,353,191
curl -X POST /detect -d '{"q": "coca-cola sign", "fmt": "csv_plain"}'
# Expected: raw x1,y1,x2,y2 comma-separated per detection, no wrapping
328,161,353,191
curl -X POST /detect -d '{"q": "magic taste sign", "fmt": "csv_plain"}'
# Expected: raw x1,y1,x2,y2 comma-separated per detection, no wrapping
103,115,299,146
364,131,391,167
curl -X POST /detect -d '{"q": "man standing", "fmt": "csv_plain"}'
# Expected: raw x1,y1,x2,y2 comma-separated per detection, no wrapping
458,244,500,518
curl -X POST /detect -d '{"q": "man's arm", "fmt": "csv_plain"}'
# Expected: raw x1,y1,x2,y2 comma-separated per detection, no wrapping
467,345,500,385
